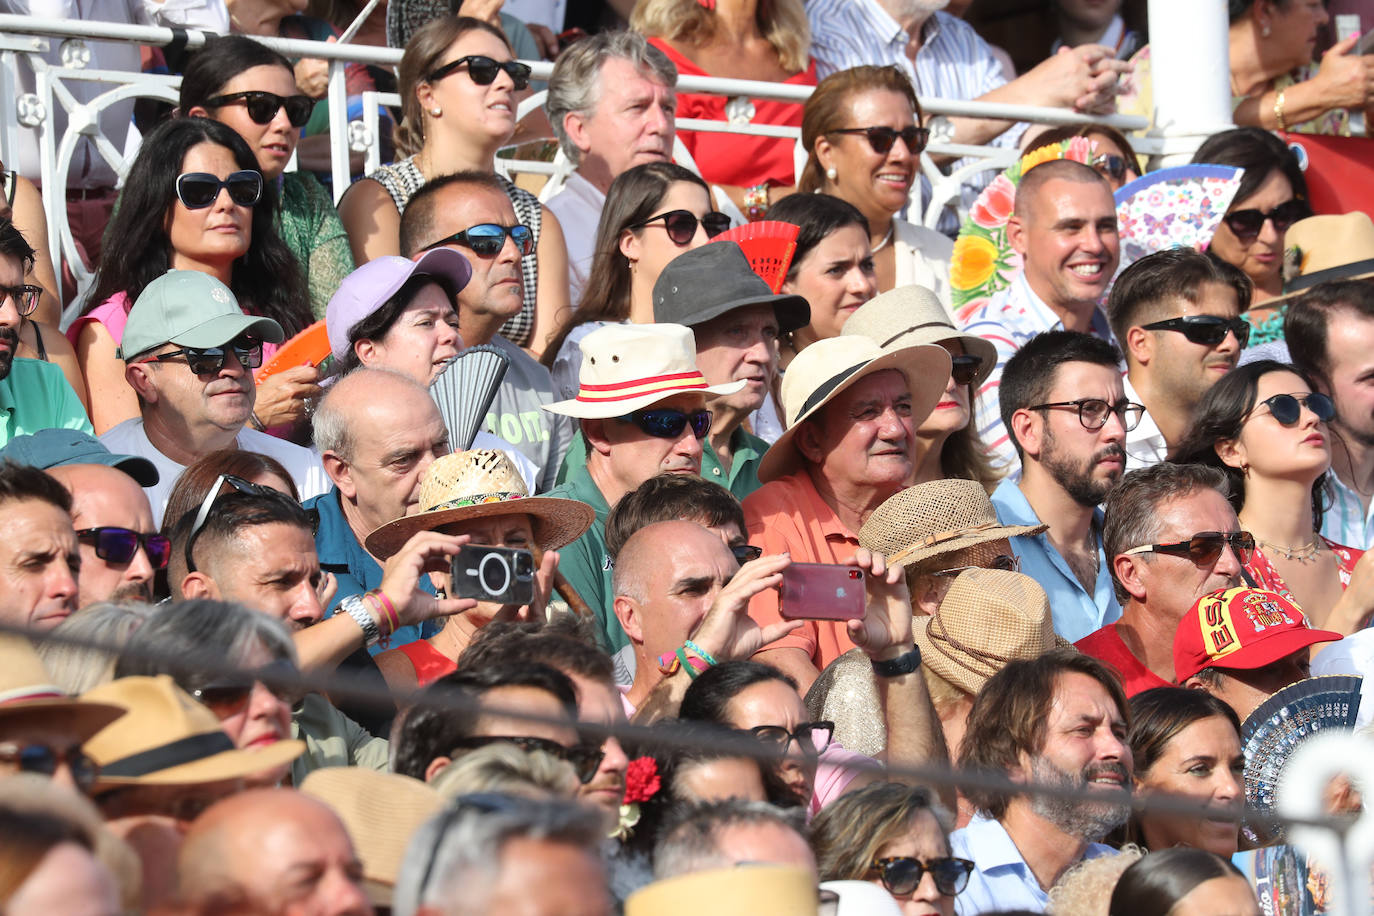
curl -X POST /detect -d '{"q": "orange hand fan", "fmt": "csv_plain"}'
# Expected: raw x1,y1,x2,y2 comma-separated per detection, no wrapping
716,221,799,293
254,320,332,383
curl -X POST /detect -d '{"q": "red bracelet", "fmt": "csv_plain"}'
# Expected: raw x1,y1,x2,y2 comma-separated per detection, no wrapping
370,590,399,635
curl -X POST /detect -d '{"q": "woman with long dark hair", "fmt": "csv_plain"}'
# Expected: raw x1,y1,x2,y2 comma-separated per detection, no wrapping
1109,847,1259,916
70,117,311,434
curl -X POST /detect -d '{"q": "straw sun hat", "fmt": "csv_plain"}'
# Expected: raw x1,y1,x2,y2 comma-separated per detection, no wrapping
842,285,997,390
858,479,1046,570
365,449,596,560
0,634,126,742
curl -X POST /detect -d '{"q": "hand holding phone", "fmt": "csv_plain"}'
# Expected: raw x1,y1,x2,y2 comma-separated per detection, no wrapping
449,545,535,605
779,563,866,621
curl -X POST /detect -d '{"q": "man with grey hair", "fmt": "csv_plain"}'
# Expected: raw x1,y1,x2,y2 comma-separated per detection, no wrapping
545,31,677,303
653,799,816,880
1076,462,1248,695
394,794,611,916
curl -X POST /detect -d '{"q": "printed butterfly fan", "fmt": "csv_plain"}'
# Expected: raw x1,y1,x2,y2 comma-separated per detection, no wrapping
1112,164,1245,278
429,345,510,450
716,221,800,293
254,320,332,382
1239,674,1362,845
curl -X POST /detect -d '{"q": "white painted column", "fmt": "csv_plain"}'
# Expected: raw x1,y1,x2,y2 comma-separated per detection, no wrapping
1146,0,1234,165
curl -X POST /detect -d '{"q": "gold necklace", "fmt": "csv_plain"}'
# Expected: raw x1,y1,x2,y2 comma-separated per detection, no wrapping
1257,536,1322,562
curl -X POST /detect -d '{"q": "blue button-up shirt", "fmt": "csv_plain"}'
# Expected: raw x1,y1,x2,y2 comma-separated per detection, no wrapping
991,479,1121,643
951,813,1114,914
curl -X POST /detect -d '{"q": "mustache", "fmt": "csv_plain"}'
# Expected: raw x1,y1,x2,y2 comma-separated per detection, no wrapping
1094,443,1126,464
1081,761,1130,787
0,326,17,346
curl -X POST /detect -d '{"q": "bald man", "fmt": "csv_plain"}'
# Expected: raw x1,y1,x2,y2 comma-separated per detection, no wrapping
46,463,160,605
178,788,372,916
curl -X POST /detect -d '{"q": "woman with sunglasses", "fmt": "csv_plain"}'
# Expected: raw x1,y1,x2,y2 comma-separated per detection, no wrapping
811,781,970,916
795,66,953,302
70,117,313,436
543,162,726,399
180,35,354,321
1174,360,1374,636
339,16,568,355
1191,128,1310,340
1024,122,1141,191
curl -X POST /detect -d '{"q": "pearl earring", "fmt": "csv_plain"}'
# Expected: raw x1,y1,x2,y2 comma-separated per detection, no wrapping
430,107,442,117
826,166,837,181
1261,23,1271,36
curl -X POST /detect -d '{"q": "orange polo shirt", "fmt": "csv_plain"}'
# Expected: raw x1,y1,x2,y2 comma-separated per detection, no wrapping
743,468,862,670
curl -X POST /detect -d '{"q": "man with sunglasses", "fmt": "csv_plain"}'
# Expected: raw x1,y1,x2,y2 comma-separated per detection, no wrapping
994,331,1135,642
102,270,330,525
1107,249,1250,470
0,220,92,448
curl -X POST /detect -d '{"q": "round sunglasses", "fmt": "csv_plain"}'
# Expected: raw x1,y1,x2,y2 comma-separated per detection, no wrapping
424,223,534,257
1221,200,1308,242
630,209,732,246
867,856,974,897
829,125,930,156
1141,315,1251,349
0,741,99,792
75,526,171,569
204,90,315,128
176,170,263,209
1122,530,1256,566
1249,391,1335,426
427,54,531,91
614,407,712,439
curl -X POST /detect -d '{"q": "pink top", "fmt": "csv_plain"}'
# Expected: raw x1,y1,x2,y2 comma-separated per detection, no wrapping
810,743,868,818
68,292,283,363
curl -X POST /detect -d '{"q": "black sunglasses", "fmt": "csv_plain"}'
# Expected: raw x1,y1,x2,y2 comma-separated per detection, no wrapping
204,90,315,128
868,856,974,897
184,474,319,573
932,554,1020,577
1029,398,1145,432
1123,530,1255,566
450,735,605,784
630,209,732,245
75,526,171,569
1250,391,1335,426
731,544,764,564
139,336,263,377
175,170,263,209
425,223,534,257
0,741,99,792
189,661,303,716
615,407,712,439
1222,200,1308,241
748,721,834,756
1092,154,1132,182
1142,315,1251,349
427,54,531,90
830,125,930,156
950,354,983,386
0,283,41,317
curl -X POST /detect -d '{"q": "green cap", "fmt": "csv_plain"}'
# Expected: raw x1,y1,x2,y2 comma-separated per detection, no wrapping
116,270,285,361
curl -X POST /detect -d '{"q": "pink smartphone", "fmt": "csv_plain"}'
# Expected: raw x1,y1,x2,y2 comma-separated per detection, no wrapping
779,563,865,621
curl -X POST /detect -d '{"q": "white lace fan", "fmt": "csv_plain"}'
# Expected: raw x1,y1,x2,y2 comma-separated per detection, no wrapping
429,345,510,450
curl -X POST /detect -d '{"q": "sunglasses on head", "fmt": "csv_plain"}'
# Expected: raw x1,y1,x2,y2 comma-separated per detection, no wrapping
615,407,712,439
76,526,171,569
829,125,930,156
1092,154,1131,182
425,223,534,257
0,741,99,792
1222,199,1308,241
427,54,531,90
1142,315,1251,348
868,856,974,898
1251,391,1335,426
139,336,263,377
950,354,984,386
748,721,834,756
204,90,315,128
1123,530,1255,566
450,735,605,784
184,474,319,573
175,170,263,209
630,209,732,246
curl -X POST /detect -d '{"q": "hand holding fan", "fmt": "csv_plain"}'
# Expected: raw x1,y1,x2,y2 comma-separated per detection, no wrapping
255,321,332,383
429,345,510,450
716,221,800,293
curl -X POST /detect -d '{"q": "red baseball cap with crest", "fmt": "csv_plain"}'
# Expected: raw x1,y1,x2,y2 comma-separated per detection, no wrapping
1173,587,1343,682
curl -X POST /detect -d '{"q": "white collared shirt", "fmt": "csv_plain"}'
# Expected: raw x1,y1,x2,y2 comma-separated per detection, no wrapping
1122,375,1167,471
545,172,606,308
951,813,1115,915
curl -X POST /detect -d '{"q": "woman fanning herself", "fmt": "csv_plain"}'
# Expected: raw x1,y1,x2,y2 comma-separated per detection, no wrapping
795,66,953,300
1174,360,1374,636
70,117,313,435
339,16,568,353
180,34,355,319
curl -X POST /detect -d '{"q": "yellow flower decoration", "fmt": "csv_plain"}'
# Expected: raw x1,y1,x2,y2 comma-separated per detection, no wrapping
950,234,998,291
1018,144,1065,176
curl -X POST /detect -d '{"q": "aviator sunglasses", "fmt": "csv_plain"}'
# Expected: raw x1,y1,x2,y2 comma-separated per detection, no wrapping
427,54,531,90
1221,200,1308,242
424,223,534,257
175,170,263,209
614,407,712,439
1249,391,1335,426
629,209,732,245
1141,315,1251,349
829,125,930,156
204,90,316,128
867,856,975,897
1122,531,1256,565
75,527,171,569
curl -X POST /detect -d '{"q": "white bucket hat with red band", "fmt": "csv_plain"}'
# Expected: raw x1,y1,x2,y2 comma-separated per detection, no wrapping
541,323,745,419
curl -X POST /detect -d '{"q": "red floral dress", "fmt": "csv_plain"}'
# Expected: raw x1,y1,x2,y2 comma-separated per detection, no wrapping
1243,538,1363,612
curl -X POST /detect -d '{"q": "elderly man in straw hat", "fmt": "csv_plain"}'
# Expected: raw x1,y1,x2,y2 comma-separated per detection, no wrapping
365,449,595,690
742,332,950,689
542,323,748,677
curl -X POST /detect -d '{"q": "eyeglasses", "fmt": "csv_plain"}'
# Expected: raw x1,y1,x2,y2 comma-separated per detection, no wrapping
1122,530,1255,565
748,721,834,756
629,209,732,245
1248,391,1335,426
189,661,303,717
1221,200,1308,241
1141,315,1251,349
0,741,99,792
867,856,974,897
427,54,531,90
203,90,315,128
450,735,605,784
138,336,263,377
0,283,41,317
950,354,984,386
1028,398,1145,432
829,125,930,156
424,223,534,257
184,474,318,573
175,170,263,209
932,554,1020,577
75,527,171,569
1092,154,1131,182
614,407,713,439
731,544,764,564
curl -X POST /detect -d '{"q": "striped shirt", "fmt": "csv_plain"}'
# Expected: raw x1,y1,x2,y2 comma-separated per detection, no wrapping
1322,473,1374,550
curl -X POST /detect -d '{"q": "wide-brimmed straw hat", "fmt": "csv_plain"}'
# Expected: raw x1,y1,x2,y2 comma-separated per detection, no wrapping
627,865,820,916
300,767,442,907
81,676,304,791
541,323,745,419
758,336,951,483
1271,212,1374,305
365,449,596,560
0,635,126,742
858,479,1047,570
842,286,997,390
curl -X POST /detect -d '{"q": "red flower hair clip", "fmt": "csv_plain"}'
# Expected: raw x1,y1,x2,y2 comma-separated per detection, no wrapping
623,756,662,805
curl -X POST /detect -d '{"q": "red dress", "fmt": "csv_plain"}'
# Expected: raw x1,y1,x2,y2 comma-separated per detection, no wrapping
1243,538,1363,610
396,641,458,688
648,38,816,189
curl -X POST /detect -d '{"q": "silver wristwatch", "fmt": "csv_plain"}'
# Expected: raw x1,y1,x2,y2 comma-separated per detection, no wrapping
340,594,380,648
